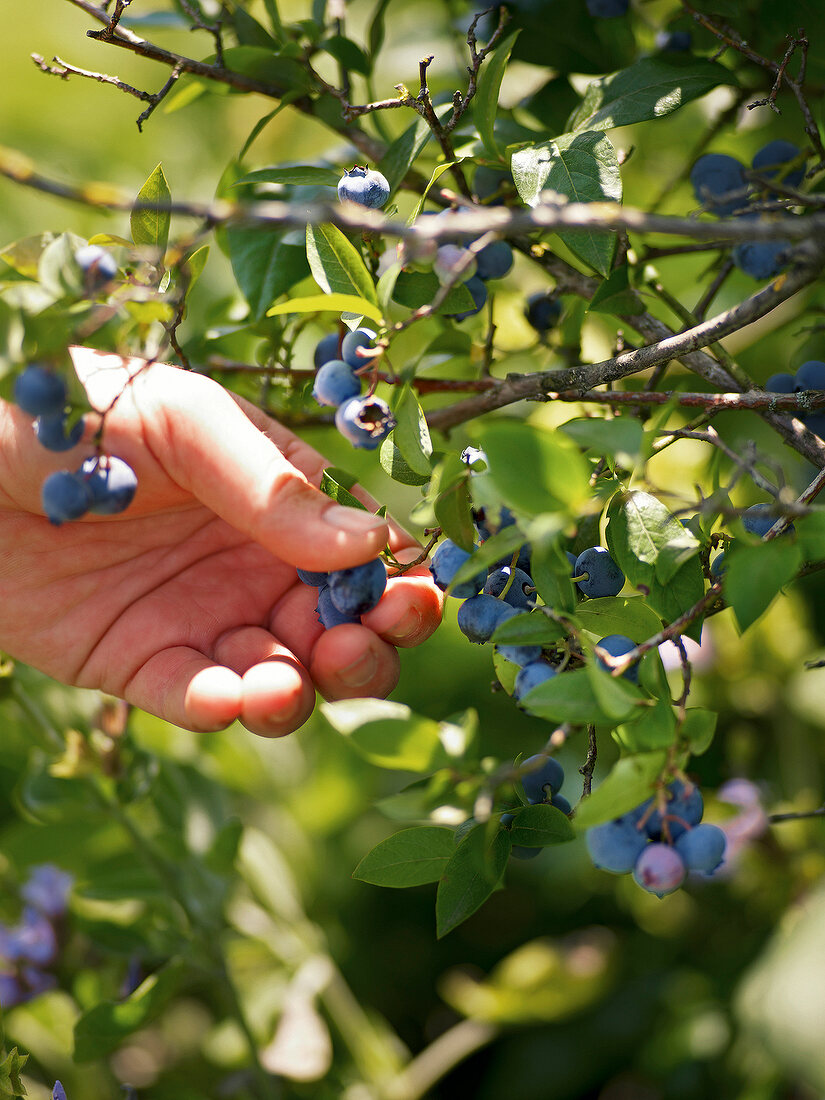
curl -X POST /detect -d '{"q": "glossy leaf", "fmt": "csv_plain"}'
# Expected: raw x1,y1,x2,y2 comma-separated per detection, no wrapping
473,30,521,157
379,438,431,486
378,116,433,195
575,596,663,641
606,491,700,586
353,827,455,887
724,540,802,632
588,264,644,315
518,668,615,724
507,803,575,846
319,469,367,511
391,385,433,478
306,224,378,307
227,228,309,319
479,420,591,517
492,612,567,646
392,270,474,314
560,416,643,468
130,163,171,254
267,292,383,325
436,827,511,938
573,752,667,829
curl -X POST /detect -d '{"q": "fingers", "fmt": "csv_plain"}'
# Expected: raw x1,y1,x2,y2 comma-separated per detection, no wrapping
361,566,444,647
69,350,389,571
123,646,244,733
310,624,401,701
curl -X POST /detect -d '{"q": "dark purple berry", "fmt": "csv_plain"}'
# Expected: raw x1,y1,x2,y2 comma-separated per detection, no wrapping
14,365,67,418
520,753,564,803
328,558,387,616
335,395,396,449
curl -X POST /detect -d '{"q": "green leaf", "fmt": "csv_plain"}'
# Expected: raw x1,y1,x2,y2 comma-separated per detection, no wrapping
74,960,189,1061
0,233,56,279
492,611,567,646
319,469,368,511
391,270,474,314
724,541,802,632
407,161,464,226
479,420,591,517
236,165,341,187
183,244,209,293
585,660,647,722
227,228,309,320
306,223,378,308
615,696,677,753
518,668,615,724
560,416,643,468
0,1048,28,1098
682,708,718,755
436,827,511,938
321,34,370,75
575,596,663,641
507,803,575,846
606,491,700,586
379,438,431,486
511,130,621,276
588,264,644,315
528,536,578,614
473,30,521,157
796,510,825,560
215,46,312,92
391,385,433,478
573,752,667,829
568,57,731,134
130,163,171,255
267,292,383,325
646,560,705,641
320,699,451,772
378,116,433,195
368,0,392,61
353,826,455,887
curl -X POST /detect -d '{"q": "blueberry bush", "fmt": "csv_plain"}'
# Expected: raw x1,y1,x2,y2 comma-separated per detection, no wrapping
3,0,825,1096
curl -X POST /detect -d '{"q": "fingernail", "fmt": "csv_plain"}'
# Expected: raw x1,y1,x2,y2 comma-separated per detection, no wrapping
339,649,378,688
385,606,422,644
325,506,385,533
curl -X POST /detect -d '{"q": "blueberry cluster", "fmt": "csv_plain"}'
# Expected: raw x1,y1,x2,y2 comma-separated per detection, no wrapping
766,359,825,438
690,141,805,279
297,558,387,628
586,780,727,897
0,864,73,1009
14,364,139,525
312,328,396,449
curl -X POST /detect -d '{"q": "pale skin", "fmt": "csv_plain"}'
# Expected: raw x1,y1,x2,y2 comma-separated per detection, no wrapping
0,348,443,736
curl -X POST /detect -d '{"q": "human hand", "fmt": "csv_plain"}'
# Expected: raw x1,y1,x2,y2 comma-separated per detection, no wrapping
0,348,443,736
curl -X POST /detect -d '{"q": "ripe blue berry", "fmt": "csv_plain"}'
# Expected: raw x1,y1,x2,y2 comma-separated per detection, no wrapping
41,471,92,526
525,292,562,333
53,1084,68,1100
341,328,377,369
337,166,390,209
644,779,703,842
457,594,515,643
674,823,727,873
752,140,804,190
733,236,789,280
551,793,572,815
74,244,117,293
741,503,792,538
586,816,648,873
483,566,534,610
79,455,138,515
335,395,396,449
449,275,488,321
574,547,625,598
297,568,329,587
314,332,341,369
495,638,543,667
765,372,796,392
475,241,514,281
313,360,361,407
595,634,639,683
586,0,629,15
633,843,687,897
35,413,84,453
328,558,387,616
429,540,486,598
14,366,67,418
514,660,557,702
794,360,825,391
690,154,747,216
656,30,691,51
709,551,727,578
434,245,476,285
315,585,362,628
521,753,564,803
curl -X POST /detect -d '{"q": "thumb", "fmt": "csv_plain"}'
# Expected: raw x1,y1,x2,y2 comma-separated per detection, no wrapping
71,349,389,571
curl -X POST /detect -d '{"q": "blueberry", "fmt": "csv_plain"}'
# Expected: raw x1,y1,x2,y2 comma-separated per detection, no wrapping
514,660,557,702
460,446,488,469
474,504,517,542
475,241,514,281
765,372,796,392
429,540,486,598
341,328,377,369
313,360,361,407
709,551,727,578
733,236,789,280
315,585,362,628
525,292,562,333
741,502,793,537
337,166,390,209
586,0,629,15
314,332,341,369
633,843,687,897
79,455,137,515
521,753,564,803
655,29,691,51
574,547,625,598
674,823,727,873
644,779,704,842
551,793,572,815
35,413,85,453
483,566,534,610
41,471,92,525
794,360,825,391
10,907,58,966
21,864,73,918
434,245,476,285
752,140,804,190
74,244,118,293
457,594,515,643
586,816,648,873
0,974,25,1009
13,365,67,418
297,568,329,587
473,166,511,204
449,275,488,321
595,634,639,683
690,153,747,216
495,639,543,667
53,1084,68,1100
328,558,387,616
335,395,396,449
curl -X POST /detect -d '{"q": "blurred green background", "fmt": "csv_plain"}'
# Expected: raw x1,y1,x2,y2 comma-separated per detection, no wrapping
4,2,825,1098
